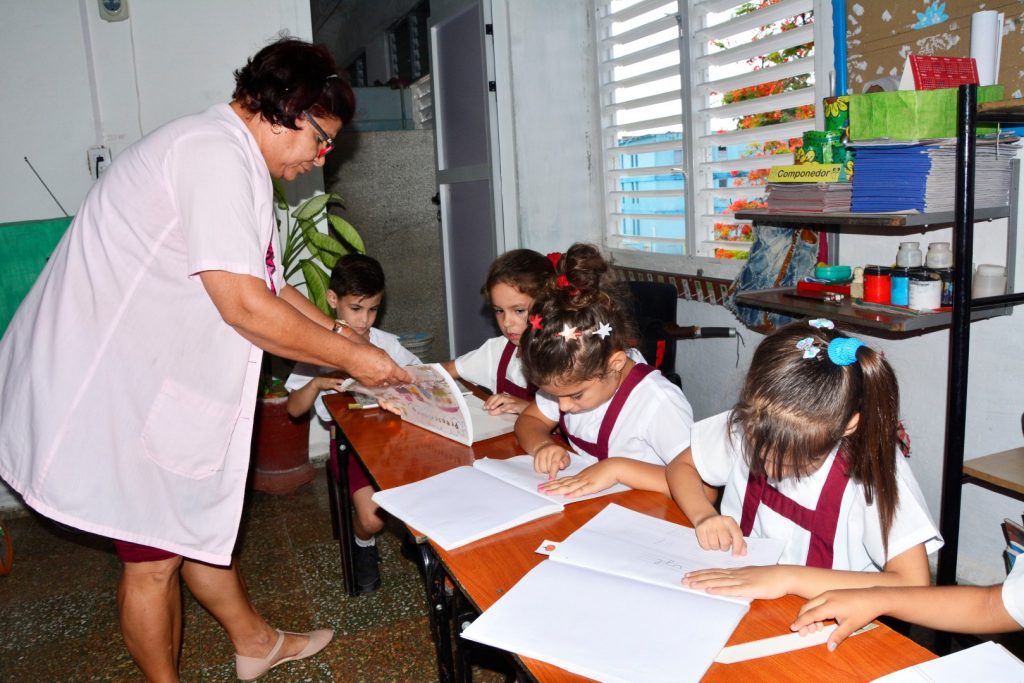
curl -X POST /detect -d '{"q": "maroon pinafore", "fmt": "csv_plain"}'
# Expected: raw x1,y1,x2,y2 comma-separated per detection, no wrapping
495,340,536,401
557,364,656,460
739,451,850,568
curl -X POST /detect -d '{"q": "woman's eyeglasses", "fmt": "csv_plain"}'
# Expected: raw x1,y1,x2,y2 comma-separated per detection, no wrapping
303,111,334,158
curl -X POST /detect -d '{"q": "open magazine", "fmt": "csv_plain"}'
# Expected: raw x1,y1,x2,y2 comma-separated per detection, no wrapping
346,363,516,445
371,453,629,551
461,504,785,683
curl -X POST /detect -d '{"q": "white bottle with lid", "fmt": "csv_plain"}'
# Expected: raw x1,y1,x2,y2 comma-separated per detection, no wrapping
925,242,953,268
896,242,923,267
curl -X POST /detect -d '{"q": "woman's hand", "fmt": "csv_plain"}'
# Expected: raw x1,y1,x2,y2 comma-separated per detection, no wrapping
532,443,571,481
682,565,792,600
791,589,881,650
692,514,747,556
345,345,411,387
378,398,405,416
482,392,529,415
537,459,620,497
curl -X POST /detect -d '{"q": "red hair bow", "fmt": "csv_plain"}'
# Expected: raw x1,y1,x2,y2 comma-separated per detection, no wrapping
547,252,562,269
556,274,571,289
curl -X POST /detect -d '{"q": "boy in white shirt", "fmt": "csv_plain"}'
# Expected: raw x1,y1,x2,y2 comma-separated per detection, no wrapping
286,254,419,593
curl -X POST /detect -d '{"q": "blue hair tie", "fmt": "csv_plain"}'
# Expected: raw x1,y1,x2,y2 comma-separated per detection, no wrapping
827,337,865,366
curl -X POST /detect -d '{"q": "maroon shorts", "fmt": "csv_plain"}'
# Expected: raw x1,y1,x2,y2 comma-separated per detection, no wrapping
112,539,177,563
329,447,371,494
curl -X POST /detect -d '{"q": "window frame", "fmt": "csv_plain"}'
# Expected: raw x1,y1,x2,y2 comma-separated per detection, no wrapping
595,0,835,276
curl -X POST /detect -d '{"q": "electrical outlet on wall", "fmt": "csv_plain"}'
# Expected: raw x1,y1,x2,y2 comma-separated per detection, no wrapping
87,146,111,179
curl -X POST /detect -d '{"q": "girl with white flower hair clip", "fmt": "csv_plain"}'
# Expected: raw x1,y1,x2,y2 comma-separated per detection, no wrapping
515,243,696,498
667,318,942,612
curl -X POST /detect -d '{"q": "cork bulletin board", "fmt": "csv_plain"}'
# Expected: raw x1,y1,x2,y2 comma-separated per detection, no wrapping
846,0,1024,98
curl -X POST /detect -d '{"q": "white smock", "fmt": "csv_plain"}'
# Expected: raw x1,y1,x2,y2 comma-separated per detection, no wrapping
0,104,281,565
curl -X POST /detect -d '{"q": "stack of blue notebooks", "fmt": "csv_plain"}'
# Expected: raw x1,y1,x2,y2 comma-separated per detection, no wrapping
851,136,1019,213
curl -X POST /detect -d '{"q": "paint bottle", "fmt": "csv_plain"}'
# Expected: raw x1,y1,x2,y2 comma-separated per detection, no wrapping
890,266,911,306
925,242,953,269
895,242,923,268
908,270,942,311
932,267,954,307
863,265,891,304
851,266,864,299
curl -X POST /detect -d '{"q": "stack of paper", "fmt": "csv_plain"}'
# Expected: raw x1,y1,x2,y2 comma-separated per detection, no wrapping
872,641,1024,682
851,136,1019,213
372,453,628,550
766,182,853,212
461,504,785,683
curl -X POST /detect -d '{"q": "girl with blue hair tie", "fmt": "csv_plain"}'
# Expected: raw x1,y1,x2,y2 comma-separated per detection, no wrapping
666,319,942,600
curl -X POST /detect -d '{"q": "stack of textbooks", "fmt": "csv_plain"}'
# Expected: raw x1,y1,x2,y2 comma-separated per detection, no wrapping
1003,517,1024,573
766,182,853,212
851,135,1020,213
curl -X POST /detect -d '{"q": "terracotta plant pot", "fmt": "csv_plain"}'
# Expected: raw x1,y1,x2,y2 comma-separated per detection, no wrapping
251,394,313,494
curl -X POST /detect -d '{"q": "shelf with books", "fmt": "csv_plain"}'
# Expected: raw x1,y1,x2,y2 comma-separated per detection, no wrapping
734,206,1010,232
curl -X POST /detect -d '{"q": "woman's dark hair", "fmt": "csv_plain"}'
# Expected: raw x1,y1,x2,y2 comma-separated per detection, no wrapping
731,320,901,552
329,254,385,299
482,249,554,302
519,243,636,386
233,37,356,129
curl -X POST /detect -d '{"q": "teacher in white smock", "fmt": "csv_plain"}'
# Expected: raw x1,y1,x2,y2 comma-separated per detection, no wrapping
0,37,410,682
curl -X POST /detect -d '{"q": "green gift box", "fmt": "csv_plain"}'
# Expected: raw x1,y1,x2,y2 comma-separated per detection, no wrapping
848,85,1004,141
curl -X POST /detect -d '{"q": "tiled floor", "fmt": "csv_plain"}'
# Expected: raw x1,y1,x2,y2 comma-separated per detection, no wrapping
0,465,513,682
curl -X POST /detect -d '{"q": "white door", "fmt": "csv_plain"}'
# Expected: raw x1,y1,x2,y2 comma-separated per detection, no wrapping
430,0,507,356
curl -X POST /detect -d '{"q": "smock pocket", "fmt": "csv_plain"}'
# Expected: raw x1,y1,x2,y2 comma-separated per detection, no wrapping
142,378,240,479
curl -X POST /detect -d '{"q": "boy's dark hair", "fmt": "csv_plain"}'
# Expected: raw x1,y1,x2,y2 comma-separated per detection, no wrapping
731,320,901,552
482,249,554,302
519,243,637,386
329,253,385,298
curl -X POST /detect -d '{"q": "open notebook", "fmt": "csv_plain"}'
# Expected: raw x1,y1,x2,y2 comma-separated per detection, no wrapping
371,453,629,550
345,364,515,445
461,504,785,683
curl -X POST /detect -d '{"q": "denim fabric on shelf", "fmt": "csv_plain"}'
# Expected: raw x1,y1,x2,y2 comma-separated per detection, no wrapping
725,225,820,333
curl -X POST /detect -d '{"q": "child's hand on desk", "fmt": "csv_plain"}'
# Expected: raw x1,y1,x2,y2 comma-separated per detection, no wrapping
536,459,619,497
691,514,747,557
791,588,881,650
482,392,529,415
532,443,571,481
681,565,792,600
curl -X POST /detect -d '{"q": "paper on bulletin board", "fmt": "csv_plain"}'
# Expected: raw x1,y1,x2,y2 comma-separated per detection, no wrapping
848,85,1004,141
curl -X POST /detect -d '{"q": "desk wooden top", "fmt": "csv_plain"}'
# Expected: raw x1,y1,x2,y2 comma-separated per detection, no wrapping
324,393,936,682
964,447,1024,496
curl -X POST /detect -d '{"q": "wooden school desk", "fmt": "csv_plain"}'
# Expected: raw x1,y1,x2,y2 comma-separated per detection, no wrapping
323,392,936,682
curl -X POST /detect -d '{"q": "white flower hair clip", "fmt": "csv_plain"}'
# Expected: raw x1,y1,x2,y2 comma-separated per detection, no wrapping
808,318,835,329
796,337,821,359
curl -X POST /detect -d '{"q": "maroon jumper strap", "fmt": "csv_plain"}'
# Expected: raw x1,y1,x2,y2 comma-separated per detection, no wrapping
739,451,850,569
495,340,536,401
558,363,657,460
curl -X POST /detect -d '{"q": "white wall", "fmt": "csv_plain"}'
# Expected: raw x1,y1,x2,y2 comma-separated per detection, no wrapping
0,0,315,509
0,0,313,224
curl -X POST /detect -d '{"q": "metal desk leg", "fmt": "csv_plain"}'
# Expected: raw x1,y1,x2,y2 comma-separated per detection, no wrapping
418,541,457,683
329,426,359,597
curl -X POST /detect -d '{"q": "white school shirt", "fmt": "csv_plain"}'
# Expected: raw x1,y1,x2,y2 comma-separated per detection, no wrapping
689,410,943,569
1002,559,1024,627
286,327,421,422
535,364,693,465
454,335,524,393
0,104,281,566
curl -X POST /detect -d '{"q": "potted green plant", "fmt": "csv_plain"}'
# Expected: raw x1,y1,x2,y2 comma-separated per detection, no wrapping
251,181,365,494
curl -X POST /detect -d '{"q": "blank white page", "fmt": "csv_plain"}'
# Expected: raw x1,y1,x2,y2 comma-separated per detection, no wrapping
473,453,629,504
461,560,749,683
872,641,1024,682
371,466,562,550
463,393,518,442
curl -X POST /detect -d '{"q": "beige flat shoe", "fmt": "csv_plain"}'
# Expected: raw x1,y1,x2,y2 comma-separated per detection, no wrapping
235,628,334,681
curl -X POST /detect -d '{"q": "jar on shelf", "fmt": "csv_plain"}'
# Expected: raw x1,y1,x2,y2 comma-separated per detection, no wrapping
932,267,954,307
895,242,923,268
925,242,953,269
973,264,1007,298
890,267,911,306
908,270,942,311
863,265,891,304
